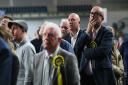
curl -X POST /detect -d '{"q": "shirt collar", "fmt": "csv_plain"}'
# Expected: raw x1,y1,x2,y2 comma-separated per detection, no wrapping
15,39,26,48
45,46,60,58
71,28,80,39
14,35,29,48
95,25,101,34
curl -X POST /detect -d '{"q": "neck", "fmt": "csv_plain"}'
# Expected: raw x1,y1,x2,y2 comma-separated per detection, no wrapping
47,45,58,55
94,24,101,31
48,49,55,55
71,29,79,37
16,33,27,43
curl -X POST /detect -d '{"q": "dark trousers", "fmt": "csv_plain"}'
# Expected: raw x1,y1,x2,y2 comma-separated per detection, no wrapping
93,68,116,85
80,70,96,85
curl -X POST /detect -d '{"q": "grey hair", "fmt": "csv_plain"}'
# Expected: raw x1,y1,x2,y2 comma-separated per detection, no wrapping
40,21,62,38
39,21,49,36
60,18,69,26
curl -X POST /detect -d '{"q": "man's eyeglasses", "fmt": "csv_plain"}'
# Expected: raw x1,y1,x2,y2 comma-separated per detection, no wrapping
90,12,103,17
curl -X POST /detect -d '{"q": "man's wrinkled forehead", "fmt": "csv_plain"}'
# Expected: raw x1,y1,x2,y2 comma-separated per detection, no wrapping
43,26,54,33
68,13,80,21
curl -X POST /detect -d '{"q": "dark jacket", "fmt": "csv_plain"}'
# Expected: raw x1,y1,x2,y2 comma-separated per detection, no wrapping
75,26,116,85
120,40,128,85
0,27,19,85
0,37,13,85
31,38,42,53
64,29,84,67
60,39,74,54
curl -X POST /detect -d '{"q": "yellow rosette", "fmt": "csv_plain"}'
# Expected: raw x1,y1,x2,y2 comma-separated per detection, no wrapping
53,55,64,85
89,41,97,48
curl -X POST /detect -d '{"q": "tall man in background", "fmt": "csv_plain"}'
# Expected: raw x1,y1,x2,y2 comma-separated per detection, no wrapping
67,13,84,67
75,6,116,85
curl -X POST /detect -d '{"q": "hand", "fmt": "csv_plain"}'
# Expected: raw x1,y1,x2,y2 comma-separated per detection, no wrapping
86,18,97,34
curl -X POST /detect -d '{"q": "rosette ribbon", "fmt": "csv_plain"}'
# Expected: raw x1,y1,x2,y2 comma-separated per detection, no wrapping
89,41,97,48
52,55,64,85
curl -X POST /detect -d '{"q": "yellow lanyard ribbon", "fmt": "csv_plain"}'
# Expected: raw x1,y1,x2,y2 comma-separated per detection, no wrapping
53,55,64,85
57,66,63,85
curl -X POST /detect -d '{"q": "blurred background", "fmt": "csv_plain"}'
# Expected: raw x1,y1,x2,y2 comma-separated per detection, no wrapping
0,0,128,40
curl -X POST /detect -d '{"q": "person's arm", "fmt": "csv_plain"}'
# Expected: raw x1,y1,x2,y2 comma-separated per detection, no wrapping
115,49,124,75
67,54,80,85
0,44,13,85
23,46,35,85
84,29,113,60
74,32,90,58
119,42,128,84
74,16,97,59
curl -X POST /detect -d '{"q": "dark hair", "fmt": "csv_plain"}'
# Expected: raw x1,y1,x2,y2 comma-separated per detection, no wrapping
1,15,13,21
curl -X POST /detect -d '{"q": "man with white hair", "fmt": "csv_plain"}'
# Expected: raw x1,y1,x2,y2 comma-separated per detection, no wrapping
60,19,70,39
34,22,80,85
59,19,74,53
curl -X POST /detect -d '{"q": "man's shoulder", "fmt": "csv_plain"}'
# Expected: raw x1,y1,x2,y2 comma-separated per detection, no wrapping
58,48,76,59
35,51,45,57
98,26,113,36
79,29,85,35
101,25,111,32
77,29,85,38
61,39,72,47
22,41,35,50
122,39,128,47
34,51,46,65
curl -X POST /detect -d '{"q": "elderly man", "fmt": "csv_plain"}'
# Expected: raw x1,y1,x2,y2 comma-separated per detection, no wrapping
8,20,36,85
75,6,116,85
59,19,74,53
34,22,80,85
60,19,70,39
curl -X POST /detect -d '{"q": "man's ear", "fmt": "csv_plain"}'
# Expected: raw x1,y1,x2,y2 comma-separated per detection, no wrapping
79,21,80,24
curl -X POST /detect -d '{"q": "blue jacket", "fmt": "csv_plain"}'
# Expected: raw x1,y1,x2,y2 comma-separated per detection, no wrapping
60,39,74,54
0,37,13,85
120,40,128,85
75,26,113,69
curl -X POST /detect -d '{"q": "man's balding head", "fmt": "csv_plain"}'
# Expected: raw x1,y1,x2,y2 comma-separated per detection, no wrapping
91,6,104,20
68,13,80,35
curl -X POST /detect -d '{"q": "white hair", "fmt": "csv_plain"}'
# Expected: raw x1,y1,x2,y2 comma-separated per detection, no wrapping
40,21,62,38
60,18,68,23
60,18,69,26
39,21,49,36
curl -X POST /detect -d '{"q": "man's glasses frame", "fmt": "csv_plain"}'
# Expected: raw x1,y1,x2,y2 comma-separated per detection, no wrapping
90,12,103,17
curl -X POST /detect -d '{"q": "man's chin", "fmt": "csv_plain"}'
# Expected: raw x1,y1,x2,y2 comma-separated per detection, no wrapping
94,23,100,29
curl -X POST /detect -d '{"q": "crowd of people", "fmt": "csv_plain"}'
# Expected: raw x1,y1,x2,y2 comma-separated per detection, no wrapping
0,5,127,85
